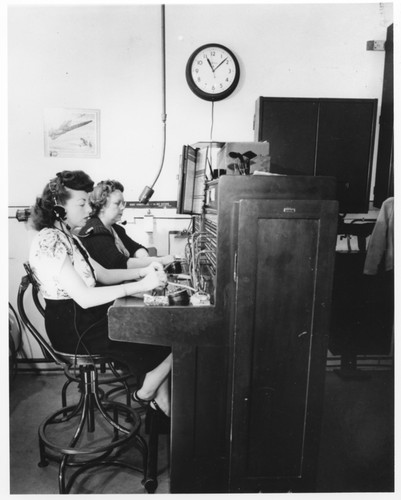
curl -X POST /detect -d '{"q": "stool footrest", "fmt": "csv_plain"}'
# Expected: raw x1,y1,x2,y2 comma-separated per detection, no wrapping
38,365,149,494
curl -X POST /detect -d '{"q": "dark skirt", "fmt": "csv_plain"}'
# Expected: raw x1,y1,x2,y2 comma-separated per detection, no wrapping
44,298,171,376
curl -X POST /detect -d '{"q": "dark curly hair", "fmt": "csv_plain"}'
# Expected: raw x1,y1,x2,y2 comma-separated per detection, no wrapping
89,180,125,216
30,170,94,231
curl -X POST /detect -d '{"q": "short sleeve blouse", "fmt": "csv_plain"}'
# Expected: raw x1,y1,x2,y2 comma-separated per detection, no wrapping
29,228,97,300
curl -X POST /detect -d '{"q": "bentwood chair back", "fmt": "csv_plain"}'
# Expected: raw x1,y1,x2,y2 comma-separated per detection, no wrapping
16,263,154,493
18,262,134,407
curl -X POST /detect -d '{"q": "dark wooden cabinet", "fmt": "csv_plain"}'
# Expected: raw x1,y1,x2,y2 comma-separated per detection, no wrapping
109,175,338,493
330,250,394,357
228,196,338,492
254,97,377,214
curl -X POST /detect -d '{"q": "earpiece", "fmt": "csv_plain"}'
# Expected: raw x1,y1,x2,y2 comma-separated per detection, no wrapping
53,204,66,220
49,176,67,221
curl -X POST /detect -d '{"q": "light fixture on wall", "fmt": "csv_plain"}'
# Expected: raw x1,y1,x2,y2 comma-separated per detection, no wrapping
139,4,167,204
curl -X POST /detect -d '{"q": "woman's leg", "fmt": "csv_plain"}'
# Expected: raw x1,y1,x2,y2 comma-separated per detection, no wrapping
152,378,171,417
106,340,172,415
136,354,172,414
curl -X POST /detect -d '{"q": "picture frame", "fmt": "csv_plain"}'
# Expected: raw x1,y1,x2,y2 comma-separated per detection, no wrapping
44,108,100,158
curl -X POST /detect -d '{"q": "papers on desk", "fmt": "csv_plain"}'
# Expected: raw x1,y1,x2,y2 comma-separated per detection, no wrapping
143,294,169,306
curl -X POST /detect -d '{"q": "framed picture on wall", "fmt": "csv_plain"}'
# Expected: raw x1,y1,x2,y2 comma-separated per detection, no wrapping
44,108,100,158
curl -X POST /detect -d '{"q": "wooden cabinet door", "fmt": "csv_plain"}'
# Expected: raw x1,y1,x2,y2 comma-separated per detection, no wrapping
229,199,338,493
255,97,318,175
254,97,377,213
316,99,377,213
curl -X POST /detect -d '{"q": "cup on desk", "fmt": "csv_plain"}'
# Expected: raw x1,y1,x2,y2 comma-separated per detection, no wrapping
168,289,190,306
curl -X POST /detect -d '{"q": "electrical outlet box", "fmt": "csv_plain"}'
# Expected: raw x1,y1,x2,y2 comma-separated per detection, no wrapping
366,40,386,51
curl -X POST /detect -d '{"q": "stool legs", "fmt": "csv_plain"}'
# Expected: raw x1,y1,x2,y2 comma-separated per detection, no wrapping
144,410,160,493
38,364,148,494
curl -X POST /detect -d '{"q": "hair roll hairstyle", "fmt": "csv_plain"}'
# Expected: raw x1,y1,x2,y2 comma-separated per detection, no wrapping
30,170,94,231
89,180,125,216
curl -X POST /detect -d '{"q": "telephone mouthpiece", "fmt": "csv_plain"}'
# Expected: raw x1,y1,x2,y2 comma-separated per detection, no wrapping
139,186,154,204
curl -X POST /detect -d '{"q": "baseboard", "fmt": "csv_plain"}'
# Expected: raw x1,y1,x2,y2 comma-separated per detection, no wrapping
326,353,393,371
16,354,394,375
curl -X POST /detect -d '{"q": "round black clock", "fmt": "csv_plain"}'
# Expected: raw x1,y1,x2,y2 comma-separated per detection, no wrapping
185,43,240,102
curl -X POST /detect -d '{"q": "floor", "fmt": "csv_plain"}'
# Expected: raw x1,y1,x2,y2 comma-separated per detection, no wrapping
9,367,394,495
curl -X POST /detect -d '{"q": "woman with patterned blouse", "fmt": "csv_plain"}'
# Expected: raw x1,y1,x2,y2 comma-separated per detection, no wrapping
29,170,172,416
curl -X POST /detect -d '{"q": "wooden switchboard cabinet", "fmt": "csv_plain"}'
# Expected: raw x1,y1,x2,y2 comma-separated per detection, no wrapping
227,196,338,492
109,175,338,493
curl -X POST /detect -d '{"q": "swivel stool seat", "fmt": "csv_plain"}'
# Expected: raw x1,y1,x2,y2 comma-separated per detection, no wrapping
17,264,158,493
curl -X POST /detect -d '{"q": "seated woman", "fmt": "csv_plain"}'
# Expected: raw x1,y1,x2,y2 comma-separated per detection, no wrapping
79,179,174,269
29,170,171,416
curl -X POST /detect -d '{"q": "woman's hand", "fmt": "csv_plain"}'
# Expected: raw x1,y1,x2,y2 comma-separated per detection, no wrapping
140,267,167,291
141,261,164,276
159,255,174,266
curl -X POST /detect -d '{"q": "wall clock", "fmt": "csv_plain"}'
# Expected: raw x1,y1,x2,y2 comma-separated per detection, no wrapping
185,43,240,102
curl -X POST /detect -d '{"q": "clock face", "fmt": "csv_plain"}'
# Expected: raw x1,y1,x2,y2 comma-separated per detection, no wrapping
186,44,240,101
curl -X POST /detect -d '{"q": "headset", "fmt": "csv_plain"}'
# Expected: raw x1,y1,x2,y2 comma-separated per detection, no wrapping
48,174,67,222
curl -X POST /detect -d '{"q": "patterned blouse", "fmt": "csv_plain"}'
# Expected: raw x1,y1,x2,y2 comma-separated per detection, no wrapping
29,227,96,300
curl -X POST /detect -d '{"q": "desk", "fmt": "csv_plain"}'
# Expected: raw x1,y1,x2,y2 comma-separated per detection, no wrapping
108,297,228,493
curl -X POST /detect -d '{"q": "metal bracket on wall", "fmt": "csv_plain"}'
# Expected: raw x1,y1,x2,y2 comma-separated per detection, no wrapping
366,40,386,51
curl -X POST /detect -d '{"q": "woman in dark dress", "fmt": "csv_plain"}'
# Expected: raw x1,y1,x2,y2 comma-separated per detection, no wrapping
79,179,173,269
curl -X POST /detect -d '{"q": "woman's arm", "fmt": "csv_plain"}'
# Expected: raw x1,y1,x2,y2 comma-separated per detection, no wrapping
126,254,175,269
81,232,129,269
90,257,145,284
113,225,174,268
59,256,165,309
133,247,150,258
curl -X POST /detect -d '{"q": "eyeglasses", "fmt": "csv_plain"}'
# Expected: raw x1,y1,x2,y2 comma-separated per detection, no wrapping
113,200,126,209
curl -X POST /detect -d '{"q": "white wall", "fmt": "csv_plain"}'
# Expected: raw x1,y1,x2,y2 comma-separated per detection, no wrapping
8,3,393,358
8,3,392,203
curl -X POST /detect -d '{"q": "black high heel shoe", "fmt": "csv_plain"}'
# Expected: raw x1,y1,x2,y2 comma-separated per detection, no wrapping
145,403,170,434
132,391,169,416
131,389,150,408
149,399,169,417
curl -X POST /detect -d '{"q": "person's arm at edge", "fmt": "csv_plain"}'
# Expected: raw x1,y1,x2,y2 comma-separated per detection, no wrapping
59,256,163,308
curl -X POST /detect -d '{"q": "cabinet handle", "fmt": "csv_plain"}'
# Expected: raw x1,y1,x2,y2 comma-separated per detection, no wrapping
298,331,308,338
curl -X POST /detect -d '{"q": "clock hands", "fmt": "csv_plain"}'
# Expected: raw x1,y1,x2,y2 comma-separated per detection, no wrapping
214,57,228,72
206,55,228,78
206,57,215,73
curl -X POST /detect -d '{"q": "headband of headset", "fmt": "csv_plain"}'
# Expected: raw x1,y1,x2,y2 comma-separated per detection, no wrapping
49,173,66,221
